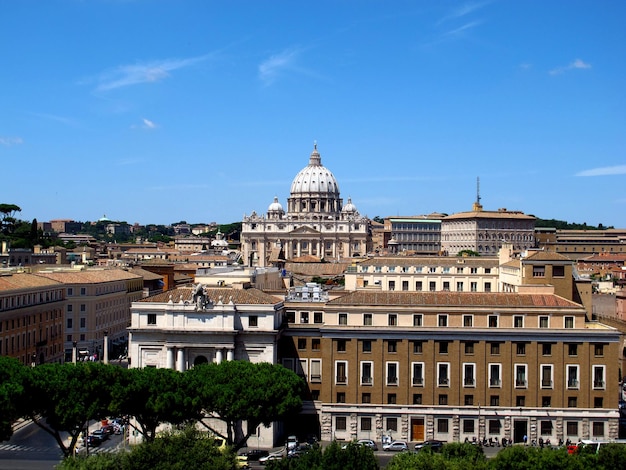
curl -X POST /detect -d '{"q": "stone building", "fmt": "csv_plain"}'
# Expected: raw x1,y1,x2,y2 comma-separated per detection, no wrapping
241,144,370,267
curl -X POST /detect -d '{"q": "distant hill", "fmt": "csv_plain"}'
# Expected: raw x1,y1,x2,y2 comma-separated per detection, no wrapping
533,218,612,230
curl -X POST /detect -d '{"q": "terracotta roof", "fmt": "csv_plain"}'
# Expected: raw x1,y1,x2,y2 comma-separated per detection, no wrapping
443,210,535,221
285,262,350,276
139,286,282,305
129,267,163,281
328,291,581,308
524,251,572,262
0,273,62,291
357,257,499,267
290,255,323,263
34,269,142,284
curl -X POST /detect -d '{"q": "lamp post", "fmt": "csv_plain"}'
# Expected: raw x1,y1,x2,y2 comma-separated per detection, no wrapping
31,353,37,368
103,330,109,364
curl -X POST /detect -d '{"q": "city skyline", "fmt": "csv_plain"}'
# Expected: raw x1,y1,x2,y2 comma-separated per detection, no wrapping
1,1,625,227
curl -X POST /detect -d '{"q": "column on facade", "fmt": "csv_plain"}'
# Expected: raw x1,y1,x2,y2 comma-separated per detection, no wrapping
176,348,185,372
226,349,234,361
166,347,175,369
296,241,301,258
216,349,223,364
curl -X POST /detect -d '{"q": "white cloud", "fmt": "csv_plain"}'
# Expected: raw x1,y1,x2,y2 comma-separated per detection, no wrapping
0,137,23,146
442,20,482,37
549,58,592,75
258,48,301,85
94,54,210,92
142,118,156,129
437,1,491,25
576,165,626,177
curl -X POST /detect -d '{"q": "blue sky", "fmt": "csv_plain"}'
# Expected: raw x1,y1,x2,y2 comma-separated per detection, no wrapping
2,0,625,228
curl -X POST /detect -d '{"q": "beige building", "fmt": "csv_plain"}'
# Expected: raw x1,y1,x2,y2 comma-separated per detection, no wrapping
241,144,370,267
441,202,535,256
280,290,620,444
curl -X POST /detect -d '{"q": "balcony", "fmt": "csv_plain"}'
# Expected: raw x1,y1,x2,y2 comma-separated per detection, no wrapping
541,379,553,388
336,375,347,384
387,376,398,385
593,380,605,389
515,379,527,388
438,378,449,386
361,376,373,385
412,377,424,386
489,379,501,387
567,379,579,389
464,378,475,387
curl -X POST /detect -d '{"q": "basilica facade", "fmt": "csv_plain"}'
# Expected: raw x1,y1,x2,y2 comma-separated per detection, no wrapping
241,145,370,267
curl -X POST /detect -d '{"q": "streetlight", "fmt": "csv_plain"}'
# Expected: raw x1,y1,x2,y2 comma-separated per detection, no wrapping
103,330,109,364
31,353,37,368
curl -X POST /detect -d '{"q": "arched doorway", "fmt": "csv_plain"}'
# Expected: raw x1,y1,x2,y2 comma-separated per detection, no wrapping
193,355,208,366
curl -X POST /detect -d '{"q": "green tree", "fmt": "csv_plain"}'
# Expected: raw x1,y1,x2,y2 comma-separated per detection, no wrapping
110,367,194,443
25,362,120,457
266,441,378,470
184,361,304,450
58,426,237,470
0,357,29,441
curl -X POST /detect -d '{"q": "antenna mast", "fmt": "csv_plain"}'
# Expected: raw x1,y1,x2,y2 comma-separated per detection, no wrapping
473,177,483,211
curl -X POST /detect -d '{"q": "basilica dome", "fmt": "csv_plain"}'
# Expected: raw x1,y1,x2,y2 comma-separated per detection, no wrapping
290,144,340,197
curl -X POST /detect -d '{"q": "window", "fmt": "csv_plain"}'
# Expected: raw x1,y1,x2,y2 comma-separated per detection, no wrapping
514,316,524,328
387,418,398,432
311,390,320,400
413,314,423,326
402,281,409,291
594,344,604,356
566,421,578,436
564,316,574,329
437,419,448,433
484,282,492,292
463,315,473,327
457,267,464,274
438,314,448,327
337,339,346,352
362,340,372,353
335,361,347,384
438,394,448,405
67,305,73,313
429,281,436,291
471,282,478,292
412,362,424,386
79,317,86,329
541,365,553,388
592,422,604,437
516,343,526,355
298,338,307,350
310,359,321,382
594,397,603,408
489,420,501,435
386,362,398,385
80,304,86,312
338,313,347,325
470,267,478,274
593,366,605,389
361,417,372,431
553,265,565,277
387,340,397,353
301,312,309,324
533,266,545,277
336,417,347,430
542,396,551,407
387,393,397,404
147,313,156,325
567,365,579,389
463,419,474,433
456,282,463,292
515,364,527,388
314,312,323,323
438,363,449,386
249,315,258,327
464,395,474,406
413,341,423,354
490,395,499,406
336,392,345,403
416,281,423,291
490,342,500,355
80,287,86,295
489,364,501,387
488,315,498,327
67,288,73,296
67,318,73,329
516,396,525,407
540,421,553,435
312,339,320,351
439,341,449,354
539,316,549,328
388,281,395,291
286,311,295,323
362,393,371,403
388,314,397,326
568,397,577,407
542,343,552,356
463,363,475,387
464,342,474,354
443,281,450,291
361,362,373,385
413,394,422,404
363,313,372,326
568,344,578,356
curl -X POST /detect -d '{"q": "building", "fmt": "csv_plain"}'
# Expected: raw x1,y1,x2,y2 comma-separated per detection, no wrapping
536,228,626,259
279,290,620,444
344,256,499,293
0,272,66,365
127,283,285,445
384,215,444,255
241,144,370,267
440,201,535,256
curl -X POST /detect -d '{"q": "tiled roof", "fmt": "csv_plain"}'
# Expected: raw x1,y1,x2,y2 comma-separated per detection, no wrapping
524,251,572,261
328,291,580,308
34,269,142,284
129,267,163,281
443,210,535,220
139,286,283,305
285,262,350,276
358,257,499,267
0,273,62,291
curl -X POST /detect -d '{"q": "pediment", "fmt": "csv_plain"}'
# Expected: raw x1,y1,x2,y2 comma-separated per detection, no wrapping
290,225,321,235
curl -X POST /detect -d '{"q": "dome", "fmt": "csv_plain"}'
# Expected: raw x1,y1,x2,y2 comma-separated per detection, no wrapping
268,197,284,213
342,197,357,213
290,144,340,197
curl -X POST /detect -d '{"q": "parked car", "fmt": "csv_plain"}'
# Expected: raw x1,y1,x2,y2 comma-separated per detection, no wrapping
259,450,284,465
242,449,269,461
383,440,409,451
357,439,378,450
286,435,298,450
236,455,249,469
90,429,108,442
100,424,115,435
85,435,102,447
415,439,445,452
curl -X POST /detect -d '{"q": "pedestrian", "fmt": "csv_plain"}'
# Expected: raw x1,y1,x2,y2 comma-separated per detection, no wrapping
523,434,528,446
